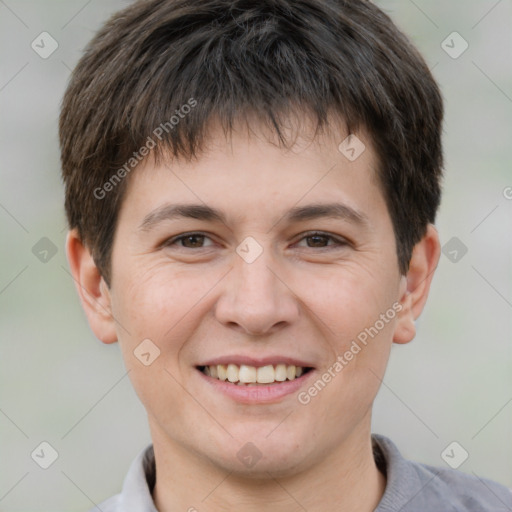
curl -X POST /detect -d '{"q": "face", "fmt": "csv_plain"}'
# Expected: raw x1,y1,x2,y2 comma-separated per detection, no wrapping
102,121,409,476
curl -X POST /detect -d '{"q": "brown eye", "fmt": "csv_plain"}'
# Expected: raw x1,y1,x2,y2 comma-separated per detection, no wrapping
180,234,206,248
306,234,330,247
162,232,214,249
296,232,348,249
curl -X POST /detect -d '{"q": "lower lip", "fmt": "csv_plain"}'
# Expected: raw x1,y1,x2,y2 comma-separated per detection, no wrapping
197,368,315,404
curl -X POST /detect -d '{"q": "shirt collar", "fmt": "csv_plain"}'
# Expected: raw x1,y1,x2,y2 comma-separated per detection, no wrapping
116,435,396,511
112,434,510,511
117,443,157,512
372,433,433,512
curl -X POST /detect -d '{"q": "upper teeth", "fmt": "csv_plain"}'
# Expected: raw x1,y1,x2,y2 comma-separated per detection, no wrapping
202,364,305,384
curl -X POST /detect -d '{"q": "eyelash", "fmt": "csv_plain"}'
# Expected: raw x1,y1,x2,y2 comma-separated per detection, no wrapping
161,231,349,251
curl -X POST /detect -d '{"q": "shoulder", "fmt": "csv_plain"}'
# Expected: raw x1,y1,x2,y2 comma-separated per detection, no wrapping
415,460,512,510
86,444,156,512
87,493,120,512
373,434,512,512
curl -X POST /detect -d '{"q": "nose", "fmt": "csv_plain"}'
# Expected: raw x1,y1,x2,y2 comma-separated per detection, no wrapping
213,243,300,336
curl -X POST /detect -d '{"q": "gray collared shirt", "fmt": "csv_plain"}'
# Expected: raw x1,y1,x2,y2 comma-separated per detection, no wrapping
90,434,512,511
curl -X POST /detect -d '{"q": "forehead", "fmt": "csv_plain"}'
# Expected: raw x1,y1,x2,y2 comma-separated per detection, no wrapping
117,118,386,230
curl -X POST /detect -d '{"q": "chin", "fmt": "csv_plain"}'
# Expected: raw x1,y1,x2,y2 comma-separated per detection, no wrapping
204,433,314,478
217,451,309,480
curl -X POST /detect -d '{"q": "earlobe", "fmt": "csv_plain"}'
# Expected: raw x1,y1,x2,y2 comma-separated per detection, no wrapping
65,229,118,344
393,290,416,344
392,224,441,345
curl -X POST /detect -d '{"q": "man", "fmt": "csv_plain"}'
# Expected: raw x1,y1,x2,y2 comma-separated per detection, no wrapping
60,0,512,510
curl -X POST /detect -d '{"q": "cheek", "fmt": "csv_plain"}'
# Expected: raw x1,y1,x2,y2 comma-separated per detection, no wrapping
109,268,204,426
299,262,398,404
110,263,227,399
113,264,211,343
306,263,397,337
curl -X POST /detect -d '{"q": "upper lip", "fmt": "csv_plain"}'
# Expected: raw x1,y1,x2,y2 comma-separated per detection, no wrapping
198,355,315,368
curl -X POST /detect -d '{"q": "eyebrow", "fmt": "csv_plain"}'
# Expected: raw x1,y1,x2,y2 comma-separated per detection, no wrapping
138,202,370,232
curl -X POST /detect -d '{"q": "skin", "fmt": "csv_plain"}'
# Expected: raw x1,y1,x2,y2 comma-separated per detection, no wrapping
66,119,440,512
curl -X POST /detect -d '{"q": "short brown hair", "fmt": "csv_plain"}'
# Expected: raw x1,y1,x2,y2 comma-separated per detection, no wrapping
59,0,444,287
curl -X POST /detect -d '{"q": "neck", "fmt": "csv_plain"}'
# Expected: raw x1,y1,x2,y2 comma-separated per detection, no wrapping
150,420,386,512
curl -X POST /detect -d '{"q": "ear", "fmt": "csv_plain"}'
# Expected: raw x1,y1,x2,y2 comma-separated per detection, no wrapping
65,228,117,344
393,224,441,345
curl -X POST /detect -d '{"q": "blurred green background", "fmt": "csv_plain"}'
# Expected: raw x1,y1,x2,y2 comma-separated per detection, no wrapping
1,0,511,510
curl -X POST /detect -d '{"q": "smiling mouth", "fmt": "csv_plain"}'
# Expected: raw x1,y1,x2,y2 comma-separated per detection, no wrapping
197,364,313,385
